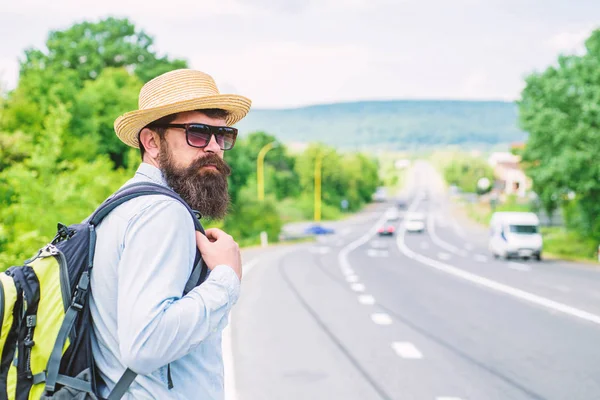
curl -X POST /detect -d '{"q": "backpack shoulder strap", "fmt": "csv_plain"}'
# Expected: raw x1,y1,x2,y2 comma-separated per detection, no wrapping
89,182,204,233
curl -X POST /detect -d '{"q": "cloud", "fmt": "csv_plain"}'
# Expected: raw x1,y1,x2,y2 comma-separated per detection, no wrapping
6,0,263,18
545,28,593,54
461,71,489,98
190,41,371,108
0,58,20,91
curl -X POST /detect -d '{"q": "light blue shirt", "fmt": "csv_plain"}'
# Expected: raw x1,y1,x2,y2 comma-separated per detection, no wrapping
90,162,240,399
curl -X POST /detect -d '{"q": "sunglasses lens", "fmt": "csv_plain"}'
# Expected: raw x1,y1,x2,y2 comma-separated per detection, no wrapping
217,127,237,150
186,125,212,147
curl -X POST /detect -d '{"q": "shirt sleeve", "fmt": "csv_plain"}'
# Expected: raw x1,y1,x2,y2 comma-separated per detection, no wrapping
116,199,241,375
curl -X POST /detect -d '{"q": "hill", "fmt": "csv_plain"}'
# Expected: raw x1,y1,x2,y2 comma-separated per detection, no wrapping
235,100,525,150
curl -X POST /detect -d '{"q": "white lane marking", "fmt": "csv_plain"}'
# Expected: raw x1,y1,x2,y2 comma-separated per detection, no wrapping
437,397,464,400
358,295,376,305
367,249,389,257
351,283,366,292
508,262,531,272
438,252,451,261
338,212,389,277
309,246,331,254
391,342,423,359
427,213,469,257
397,191,600,326
342,268,356,277
223,314,237,400
371,313,393,325
225,258,260,400
452,216,468,240
346,275,359,283
474,254,488,262
420,242,430,250
370,240,387,248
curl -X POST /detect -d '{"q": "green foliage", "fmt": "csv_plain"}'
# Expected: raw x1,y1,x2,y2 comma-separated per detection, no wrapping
519,28,600,240
540,227,598,261
0,18,382,268
223,191,283,247
442,153,495,194
2,17,186,142
70,68,143,166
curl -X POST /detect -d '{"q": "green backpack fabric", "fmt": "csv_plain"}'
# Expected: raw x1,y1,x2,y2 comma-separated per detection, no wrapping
0,182,207,399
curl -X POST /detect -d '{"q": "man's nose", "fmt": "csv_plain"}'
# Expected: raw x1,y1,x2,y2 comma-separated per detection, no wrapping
204,133,221,153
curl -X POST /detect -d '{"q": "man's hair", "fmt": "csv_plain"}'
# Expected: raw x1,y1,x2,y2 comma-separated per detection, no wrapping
138,108,230,159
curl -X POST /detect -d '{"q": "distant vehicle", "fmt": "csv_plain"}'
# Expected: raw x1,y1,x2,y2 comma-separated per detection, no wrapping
377,223,395,236
489,212,542,260
405,212,426,233
385,208,400,221
304,225,335,235
373,187,387,202
396,198,408,209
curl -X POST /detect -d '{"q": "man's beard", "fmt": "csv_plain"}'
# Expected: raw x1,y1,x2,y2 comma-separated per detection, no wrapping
159,143,231,220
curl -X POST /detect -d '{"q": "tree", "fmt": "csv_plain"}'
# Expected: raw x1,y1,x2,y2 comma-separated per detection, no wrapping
2,17,187,143
69,68,143,167
519,28,600,238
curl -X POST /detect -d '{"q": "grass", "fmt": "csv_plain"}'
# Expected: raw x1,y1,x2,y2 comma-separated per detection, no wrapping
540,227,598,262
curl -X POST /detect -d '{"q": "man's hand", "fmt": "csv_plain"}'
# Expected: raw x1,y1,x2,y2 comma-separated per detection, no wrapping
196,228,242,281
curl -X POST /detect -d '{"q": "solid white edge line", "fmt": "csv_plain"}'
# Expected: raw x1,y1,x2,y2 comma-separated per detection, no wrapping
428,211,468,257
224,255,274,400
397,190,600,326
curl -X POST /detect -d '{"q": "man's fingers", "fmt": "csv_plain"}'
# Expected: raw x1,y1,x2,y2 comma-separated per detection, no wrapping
204,228,225,241
195,231,209,248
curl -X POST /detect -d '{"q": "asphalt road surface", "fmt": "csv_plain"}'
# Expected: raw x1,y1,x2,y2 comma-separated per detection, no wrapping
227,161,600,400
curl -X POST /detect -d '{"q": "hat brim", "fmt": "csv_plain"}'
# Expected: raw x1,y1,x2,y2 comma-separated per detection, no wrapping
114,94,252,148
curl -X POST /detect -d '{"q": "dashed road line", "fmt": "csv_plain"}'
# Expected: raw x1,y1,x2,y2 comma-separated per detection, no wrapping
358,295,376,305
438,252,451,261
351,283,366,292
371,313,393,325
346,275,359,283
391,342,423,359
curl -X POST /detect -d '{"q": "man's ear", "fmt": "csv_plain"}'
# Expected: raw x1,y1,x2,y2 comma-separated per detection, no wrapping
139,128,161,159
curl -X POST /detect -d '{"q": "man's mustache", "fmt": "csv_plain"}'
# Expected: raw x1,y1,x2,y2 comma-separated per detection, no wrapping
188,154,231,176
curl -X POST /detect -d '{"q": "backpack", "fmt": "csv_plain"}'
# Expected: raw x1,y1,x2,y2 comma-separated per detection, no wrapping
0,182,208,400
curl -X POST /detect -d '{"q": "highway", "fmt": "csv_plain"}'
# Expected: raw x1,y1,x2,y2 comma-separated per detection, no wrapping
227,161,600,400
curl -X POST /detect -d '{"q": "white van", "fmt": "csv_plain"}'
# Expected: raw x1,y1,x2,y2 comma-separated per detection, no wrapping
489,212,543,260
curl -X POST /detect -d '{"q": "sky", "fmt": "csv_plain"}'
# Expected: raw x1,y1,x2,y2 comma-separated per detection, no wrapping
1,0,598,108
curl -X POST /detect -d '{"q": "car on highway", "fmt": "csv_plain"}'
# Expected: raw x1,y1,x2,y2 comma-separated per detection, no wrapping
489,212,543,260
405,212,426,233
377,223,396,236
304,224,335,235
396,198,408,209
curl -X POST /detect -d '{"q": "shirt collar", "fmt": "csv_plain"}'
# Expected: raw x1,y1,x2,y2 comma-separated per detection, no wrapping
135,162,169,187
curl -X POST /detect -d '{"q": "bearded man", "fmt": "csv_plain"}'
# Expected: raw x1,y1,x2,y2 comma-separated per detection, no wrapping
89,69,251,399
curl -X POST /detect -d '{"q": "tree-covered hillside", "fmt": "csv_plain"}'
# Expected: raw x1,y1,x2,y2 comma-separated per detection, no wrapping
236,100,524,149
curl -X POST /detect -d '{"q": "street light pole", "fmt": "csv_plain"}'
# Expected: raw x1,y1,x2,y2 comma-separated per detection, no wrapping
257,142,278,201
314,152,323,222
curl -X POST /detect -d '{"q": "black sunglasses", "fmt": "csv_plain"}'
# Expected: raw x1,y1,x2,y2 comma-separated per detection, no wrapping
151,123,238,150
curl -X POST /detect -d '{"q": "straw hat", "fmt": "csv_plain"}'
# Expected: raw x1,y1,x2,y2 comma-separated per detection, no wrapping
114,69,252,148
